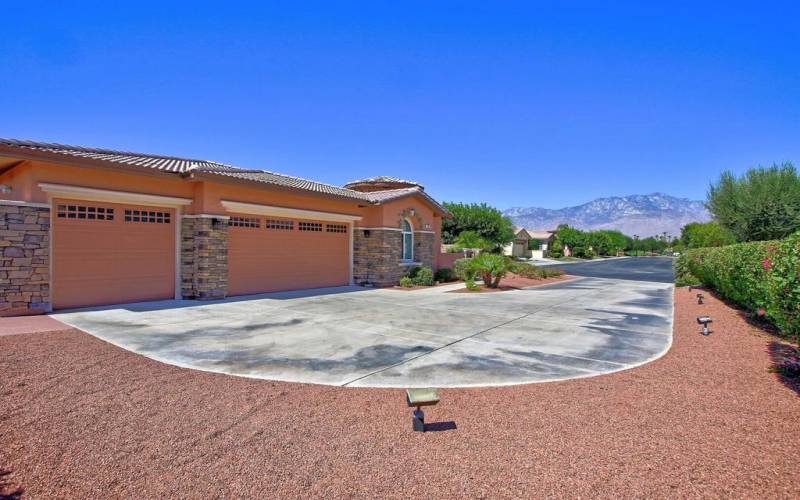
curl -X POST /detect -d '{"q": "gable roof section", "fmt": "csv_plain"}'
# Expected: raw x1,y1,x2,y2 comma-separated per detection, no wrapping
0,138,450,214
512,227,555,240
361,186,450,217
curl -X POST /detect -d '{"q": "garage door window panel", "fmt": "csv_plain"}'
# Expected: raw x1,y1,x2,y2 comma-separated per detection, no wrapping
124,209,171,224
57,204,115,221
266,219,294,230
230,216,261,228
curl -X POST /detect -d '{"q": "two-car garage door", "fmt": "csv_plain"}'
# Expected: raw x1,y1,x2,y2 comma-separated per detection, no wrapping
52,199,351,309
227,215,350,296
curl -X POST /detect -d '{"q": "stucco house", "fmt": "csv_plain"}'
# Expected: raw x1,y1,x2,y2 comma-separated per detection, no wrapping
0,139,450,316
504,227,556,259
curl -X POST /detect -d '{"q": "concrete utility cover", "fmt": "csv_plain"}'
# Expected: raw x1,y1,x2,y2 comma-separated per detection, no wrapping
53,258,674,388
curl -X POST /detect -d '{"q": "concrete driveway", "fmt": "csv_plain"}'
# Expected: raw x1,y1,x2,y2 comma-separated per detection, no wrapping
52,258,674,388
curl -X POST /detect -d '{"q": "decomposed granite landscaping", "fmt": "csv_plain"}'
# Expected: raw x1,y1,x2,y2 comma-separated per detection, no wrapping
1,287,799,498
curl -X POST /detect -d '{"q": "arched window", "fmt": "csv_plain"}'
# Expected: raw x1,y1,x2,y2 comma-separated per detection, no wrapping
401,219,413,261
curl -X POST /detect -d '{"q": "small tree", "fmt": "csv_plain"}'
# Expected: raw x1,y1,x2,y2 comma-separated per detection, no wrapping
707,163,800,242
442,202,515,249
454,230,491,252
680,221,736,249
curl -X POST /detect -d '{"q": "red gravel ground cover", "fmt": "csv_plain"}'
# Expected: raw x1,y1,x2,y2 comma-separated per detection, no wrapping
2,289,799,498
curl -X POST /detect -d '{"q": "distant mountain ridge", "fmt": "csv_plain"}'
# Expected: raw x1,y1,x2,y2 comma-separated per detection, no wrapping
503,193,711,238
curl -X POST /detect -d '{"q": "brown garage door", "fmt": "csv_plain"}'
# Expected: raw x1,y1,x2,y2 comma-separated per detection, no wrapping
228,215,350,296
52,199,176,309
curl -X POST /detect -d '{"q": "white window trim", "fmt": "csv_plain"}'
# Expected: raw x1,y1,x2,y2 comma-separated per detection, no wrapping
401,218,414,261
221,200,362,223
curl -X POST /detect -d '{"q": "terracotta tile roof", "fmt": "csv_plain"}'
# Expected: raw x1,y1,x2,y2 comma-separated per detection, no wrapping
195,169,369,200
0,138,450,212
362,186,450,216
0,138,238,174
0,138,367,200
344,176,422,187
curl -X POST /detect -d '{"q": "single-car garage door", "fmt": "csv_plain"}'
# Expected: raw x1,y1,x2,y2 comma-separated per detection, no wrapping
52,199,176,309
228,215,350,296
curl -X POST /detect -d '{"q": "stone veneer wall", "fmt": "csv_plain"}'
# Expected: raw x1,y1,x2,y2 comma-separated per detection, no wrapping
415,232,435,270
353,229,436,286
0,204,50,316
181,216,228,300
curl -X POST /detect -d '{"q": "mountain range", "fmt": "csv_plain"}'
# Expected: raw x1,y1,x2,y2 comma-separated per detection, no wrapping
503,193,711,238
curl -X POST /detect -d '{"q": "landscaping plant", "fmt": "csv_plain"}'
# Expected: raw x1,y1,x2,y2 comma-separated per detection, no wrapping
509,262,564,279
411,267,435,286
466,253,510,288
441,201,515,249
453,230,492,252
434,267,457,283
683,230,800,344
707,162,800,242
402,266,435,286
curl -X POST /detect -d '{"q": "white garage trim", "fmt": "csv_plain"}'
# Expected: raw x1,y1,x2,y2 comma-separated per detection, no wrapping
44,185,187,307
349,221,354,285
221,200,362,222
39,183,192,207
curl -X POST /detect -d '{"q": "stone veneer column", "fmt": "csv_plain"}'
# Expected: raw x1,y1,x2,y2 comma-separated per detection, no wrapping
181,216,228,300
415,231,435,270
0,203,50,316
353,228,437,286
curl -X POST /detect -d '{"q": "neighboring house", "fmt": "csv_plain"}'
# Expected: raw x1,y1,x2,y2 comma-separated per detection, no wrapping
503,227,556,259
0,140,450,316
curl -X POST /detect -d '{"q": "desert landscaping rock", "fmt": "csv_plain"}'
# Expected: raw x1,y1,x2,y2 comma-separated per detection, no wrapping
1,288,799,497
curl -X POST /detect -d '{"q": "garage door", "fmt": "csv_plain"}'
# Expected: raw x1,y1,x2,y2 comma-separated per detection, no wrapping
228,215,350,296
52,199,176,309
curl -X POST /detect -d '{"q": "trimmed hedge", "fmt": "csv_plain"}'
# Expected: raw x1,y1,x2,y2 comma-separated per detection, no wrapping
681,231,800,341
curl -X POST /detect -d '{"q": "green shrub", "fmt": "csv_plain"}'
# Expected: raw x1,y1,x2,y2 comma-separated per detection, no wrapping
685,231,800,343
509,262,564,279
673,254,701,287
399,276,414,288
540,267,565,278
434,267,456,283
453,258,471,280
466,253,510,288
411,266,435,286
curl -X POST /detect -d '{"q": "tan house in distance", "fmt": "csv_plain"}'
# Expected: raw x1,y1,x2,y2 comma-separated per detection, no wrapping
504,227,556,259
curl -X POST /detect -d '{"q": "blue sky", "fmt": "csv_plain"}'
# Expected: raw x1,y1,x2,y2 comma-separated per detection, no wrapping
2,1,798,209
